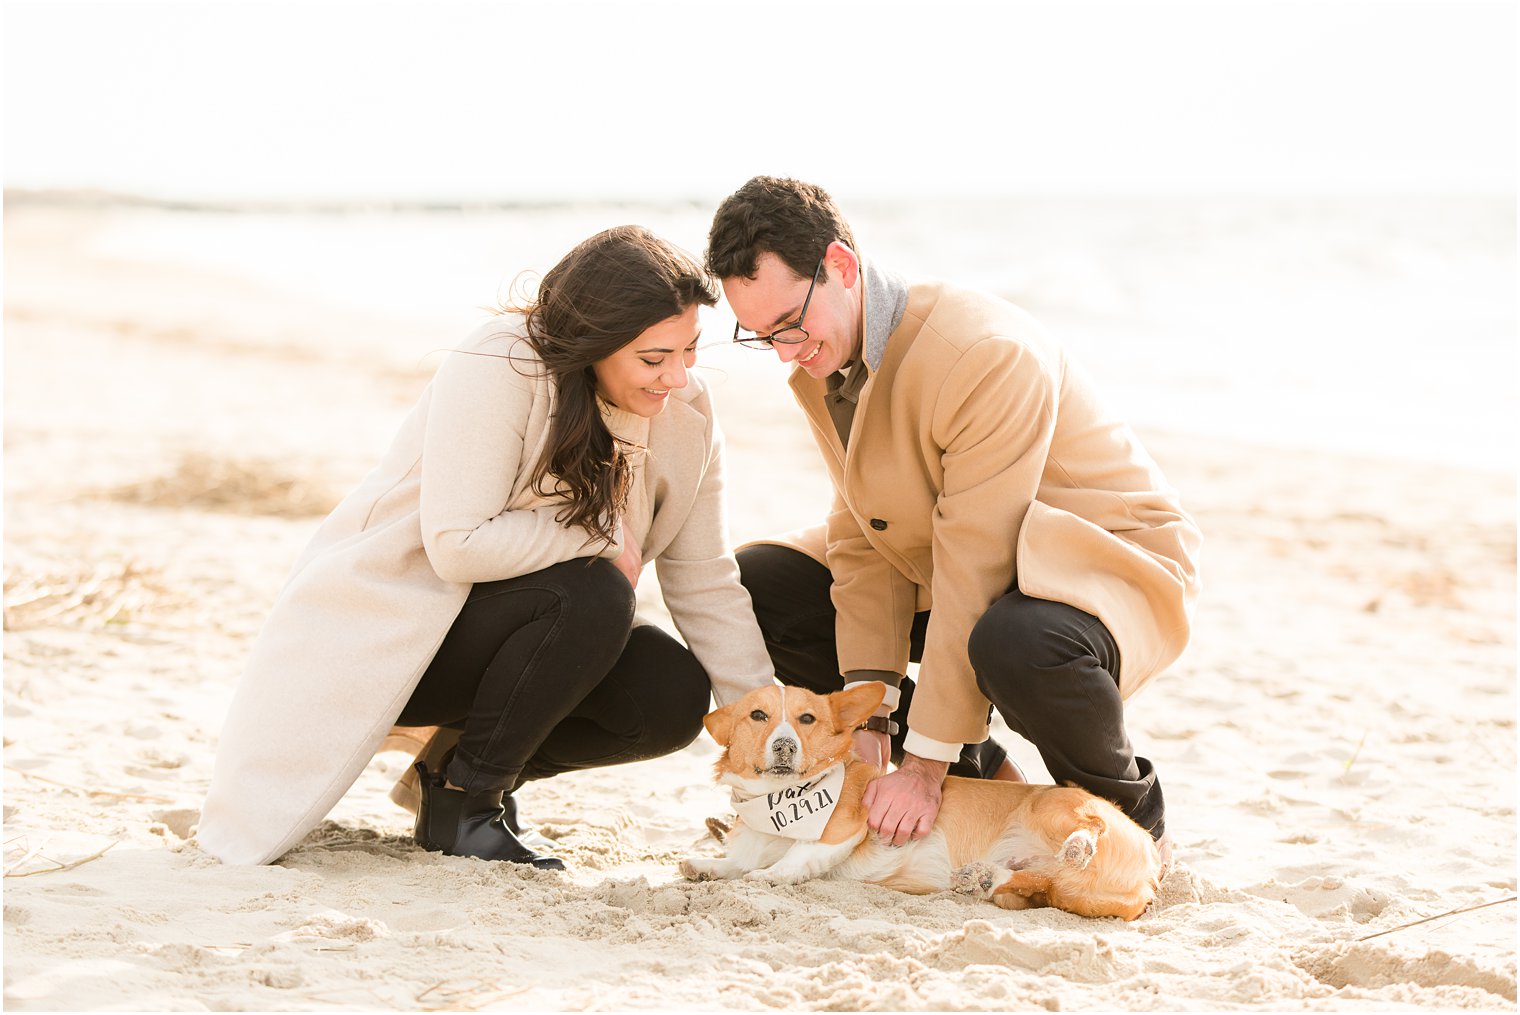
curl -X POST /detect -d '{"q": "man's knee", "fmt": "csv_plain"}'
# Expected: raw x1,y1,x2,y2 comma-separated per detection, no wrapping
969,593,1109,700
970,596,1039,692
736,543,782,593
736,544,842,692
738,544,827,605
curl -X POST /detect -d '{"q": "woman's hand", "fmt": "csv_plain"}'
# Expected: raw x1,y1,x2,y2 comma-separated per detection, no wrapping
611,525,643,588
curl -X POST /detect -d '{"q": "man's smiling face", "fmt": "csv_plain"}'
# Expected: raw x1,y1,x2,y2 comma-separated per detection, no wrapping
724,246,862,378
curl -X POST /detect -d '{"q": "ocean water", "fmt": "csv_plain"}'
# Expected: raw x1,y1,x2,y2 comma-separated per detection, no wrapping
85,195,1516,472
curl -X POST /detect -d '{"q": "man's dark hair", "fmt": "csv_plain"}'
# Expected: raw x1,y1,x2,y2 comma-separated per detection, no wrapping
706,176,858,283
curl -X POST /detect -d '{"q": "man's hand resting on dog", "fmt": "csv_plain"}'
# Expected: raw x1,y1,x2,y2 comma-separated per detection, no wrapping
863,752,948,846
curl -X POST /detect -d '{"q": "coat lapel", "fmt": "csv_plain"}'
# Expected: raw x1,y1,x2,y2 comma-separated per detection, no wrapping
788,367,848,478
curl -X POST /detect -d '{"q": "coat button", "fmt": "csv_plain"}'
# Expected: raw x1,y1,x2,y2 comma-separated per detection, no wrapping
869,518,888,531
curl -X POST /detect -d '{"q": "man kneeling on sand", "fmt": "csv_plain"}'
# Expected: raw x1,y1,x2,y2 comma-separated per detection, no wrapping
707,177,1200,864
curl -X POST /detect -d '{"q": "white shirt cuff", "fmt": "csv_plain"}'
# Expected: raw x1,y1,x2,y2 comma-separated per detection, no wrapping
902,730,963,764
844,679,901,713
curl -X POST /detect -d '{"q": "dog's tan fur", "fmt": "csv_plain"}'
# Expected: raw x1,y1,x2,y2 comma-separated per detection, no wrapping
680,684,1161,921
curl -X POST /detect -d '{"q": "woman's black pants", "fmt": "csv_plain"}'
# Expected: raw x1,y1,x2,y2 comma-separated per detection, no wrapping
736,544,1166,839
396,558,710,796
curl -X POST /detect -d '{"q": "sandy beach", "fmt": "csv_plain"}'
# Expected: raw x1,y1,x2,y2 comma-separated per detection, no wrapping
3,196,1515,1011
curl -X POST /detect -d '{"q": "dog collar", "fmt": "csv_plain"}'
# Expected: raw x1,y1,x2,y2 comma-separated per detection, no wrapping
732,764,845,840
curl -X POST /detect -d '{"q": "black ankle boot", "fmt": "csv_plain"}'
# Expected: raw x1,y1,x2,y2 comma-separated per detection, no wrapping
499,793,526,836
412,763,565,870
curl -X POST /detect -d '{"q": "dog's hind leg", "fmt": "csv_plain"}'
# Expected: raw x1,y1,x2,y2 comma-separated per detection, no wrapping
1058,826,1099,870
1025,791,1108,870
991,869,1053,911
991,887,1049,911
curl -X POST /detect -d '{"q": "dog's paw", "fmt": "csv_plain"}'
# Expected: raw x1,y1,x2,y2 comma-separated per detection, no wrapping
679,857,716,881
951,861,1001,896
744,867,809,886
1059,829,1097,869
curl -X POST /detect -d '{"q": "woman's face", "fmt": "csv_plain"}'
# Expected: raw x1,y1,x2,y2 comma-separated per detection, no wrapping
592,304,701,417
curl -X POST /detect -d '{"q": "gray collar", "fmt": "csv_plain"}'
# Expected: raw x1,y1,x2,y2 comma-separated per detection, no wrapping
860,260,909,372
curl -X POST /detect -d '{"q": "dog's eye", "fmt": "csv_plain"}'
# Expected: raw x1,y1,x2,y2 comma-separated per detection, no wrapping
749,709,768,722
798,713,816,725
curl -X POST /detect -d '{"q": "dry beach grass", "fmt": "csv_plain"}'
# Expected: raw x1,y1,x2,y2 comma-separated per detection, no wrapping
3,199,1515,1010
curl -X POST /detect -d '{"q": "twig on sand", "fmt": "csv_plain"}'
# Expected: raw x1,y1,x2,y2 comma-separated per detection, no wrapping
4,835,53,875
1356,896,1517,942
3,559,172,630
4,840,117,878
415,978,528,1011
3,765,174,803
1342,729,1369,772
296,986,392,1007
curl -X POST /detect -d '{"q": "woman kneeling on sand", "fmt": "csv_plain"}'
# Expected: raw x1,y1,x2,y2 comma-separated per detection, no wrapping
199,226,775,870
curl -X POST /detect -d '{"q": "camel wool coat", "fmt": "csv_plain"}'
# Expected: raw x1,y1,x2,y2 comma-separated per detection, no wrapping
199,318,774,865
766,281,1202,749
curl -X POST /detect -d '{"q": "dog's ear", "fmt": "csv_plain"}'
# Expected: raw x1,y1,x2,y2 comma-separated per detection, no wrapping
703,702,740,747
831,682,888,730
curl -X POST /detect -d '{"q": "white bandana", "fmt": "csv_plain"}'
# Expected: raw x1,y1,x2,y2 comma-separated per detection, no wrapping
732,764,846,840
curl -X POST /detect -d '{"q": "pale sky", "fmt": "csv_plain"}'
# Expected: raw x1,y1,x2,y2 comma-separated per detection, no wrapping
3,0,1515,201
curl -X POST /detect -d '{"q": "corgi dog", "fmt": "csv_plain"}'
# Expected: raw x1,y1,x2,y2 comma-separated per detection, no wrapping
679,683,1161,920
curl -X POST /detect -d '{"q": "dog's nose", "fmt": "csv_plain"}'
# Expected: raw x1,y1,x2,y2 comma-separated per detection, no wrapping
769,737,798,764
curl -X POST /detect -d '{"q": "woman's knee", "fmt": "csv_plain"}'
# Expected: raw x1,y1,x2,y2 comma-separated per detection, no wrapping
642,698,707,756
535,557,637,630
475,558,635,678
618,628,711,753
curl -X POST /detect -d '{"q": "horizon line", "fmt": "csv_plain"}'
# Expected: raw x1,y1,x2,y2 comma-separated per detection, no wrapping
7,186,1515,216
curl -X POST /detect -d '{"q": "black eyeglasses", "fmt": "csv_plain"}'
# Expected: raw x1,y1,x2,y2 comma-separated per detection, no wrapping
733,259,823,349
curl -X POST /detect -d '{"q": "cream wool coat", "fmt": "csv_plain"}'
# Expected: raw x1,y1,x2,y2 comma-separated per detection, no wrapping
199,318,774,866
767,281,1202,750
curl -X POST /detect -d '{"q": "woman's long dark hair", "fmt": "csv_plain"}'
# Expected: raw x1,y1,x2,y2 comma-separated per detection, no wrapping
513,225,717,547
